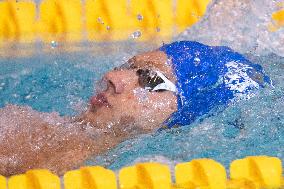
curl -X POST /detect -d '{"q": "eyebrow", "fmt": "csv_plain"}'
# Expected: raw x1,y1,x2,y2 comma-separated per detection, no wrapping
115,56,157,71
129,56,158,69
127,57,137,68
115,57,175,82
114,63,132,70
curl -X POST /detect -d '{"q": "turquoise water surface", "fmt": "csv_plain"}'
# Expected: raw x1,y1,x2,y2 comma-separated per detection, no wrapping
0,41,283,172
0,0,284,173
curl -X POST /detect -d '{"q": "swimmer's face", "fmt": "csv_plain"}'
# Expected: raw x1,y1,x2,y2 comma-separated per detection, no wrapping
82,51,177,135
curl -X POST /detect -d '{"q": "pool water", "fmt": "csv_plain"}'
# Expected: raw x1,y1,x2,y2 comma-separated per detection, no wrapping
0,0,284,173
90,53,284,171
0,42,158,115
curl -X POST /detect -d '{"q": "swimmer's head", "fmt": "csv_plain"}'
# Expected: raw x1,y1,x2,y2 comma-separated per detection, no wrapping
81,41,271,133
81,51,178,134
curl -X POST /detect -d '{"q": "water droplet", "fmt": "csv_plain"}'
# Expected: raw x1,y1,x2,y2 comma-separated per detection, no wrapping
166,58,172,66
97,17,104,24
106,26,111,30
137,14,143,21
50,40,58,49
25,94,32,100
133,88,149,103
156,27,160,32
194,57,201,66
131,30,142,39
107,123,113,129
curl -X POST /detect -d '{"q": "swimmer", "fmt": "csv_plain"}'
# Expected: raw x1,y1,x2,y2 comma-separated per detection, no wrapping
0,41,271,176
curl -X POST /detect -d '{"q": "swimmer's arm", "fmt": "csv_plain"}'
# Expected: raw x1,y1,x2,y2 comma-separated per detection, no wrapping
0,104,144,176
0,105,98,176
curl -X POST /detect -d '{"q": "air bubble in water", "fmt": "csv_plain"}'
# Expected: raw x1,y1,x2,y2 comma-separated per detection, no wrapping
50,41,58,49
137,14,143,21
131,30,142,39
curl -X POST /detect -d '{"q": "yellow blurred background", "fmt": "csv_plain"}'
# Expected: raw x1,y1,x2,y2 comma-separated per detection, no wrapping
0,0,213,43
0,0,283,43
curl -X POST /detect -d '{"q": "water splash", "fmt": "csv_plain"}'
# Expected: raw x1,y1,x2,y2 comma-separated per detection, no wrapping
1,0,284,174
177,0,284,57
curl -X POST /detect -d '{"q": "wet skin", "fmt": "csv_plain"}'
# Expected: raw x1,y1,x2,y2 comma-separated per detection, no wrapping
80,50,177,133
0,51,178,176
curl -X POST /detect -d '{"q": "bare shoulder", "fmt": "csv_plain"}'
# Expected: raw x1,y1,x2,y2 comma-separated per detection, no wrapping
0,105,95,176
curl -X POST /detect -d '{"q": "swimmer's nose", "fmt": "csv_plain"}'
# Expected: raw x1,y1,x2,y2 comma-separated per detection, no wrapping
104,71,129,94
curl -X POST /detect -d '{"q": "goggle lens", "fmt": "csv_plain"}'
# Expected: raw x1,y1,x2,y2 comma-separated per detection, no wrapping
136,69,176,92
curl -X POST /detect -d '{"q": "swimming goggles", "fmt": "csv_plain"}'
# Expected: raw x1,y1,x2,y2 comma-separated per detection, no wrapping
136,69,177,92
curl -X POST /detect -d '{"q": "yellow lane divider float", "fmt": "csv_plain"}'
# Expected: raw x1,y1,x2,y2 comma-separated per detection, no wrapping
1,0,284,43
8,170,60,189
1,1,284,43
0,0,36,42
270,9,284,31
0,0,211,42
0,156,283,189
38,0,83,42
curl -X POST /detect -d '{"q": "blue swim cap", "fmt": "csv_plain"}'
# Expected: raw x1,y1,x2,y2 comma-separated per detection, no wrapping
159,41,271,128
